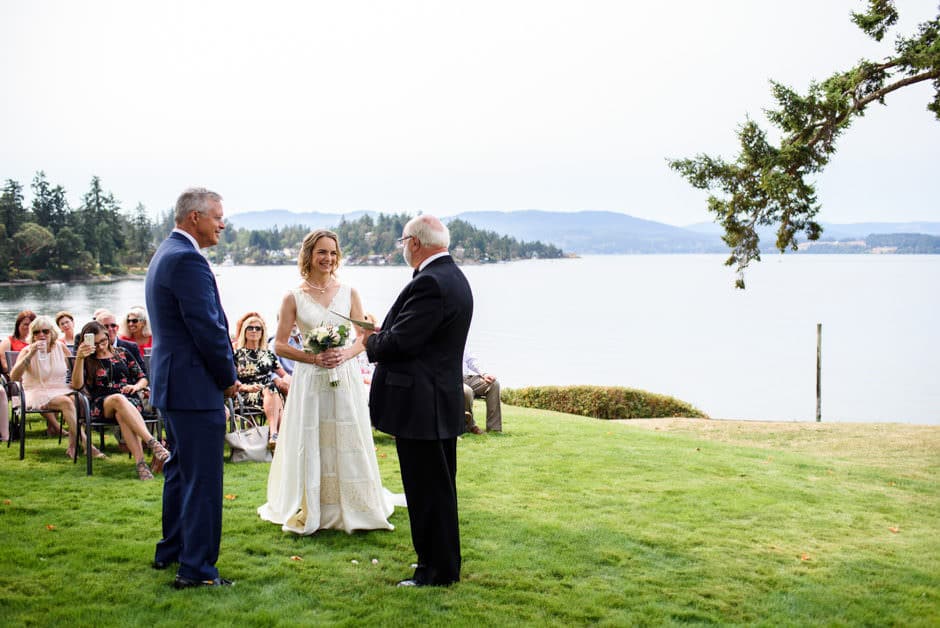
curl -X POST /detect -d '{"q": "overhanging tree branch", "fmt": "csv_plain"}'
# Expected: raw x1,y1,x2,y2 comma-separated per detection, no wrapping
668,1,939,288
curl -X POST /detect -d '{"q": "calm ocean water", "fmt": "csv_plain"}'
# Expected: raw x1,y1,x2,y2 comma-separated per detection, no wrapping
2,254,938,424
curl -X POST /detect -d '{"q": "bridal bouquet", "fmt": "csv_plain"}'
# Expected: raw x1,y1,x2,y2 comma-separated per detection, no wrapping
303,323,350,386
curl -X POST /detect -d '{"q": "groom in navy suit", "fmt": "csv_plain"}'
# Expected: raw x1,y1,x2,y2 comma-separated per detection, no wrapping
145,187,238,589
361,214,473,587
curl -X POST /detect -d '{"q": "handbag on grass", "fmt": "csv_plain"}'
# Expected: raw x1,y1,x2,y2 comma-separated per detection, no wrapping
224,418,272,463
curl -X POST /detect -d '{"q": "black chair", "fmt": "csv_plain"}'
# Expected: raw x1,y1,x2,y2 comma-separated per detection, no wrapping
140,353,163,438
231,391,269,427
4,350,72,461
2,369,24,459
70,355,162,476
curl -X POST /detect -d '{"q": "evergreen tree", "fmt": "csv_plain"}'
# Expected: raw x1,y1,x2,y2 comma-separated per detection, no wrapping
0,224,10,281
669,0,939,288
0,179,26,238
31,171,55,231
79,176,125,271
49,184,70,234
126,203,154,266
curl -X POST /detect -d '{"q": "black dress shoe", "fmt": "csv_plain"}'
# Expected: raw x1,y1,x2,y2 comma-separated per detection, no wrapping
172,576,234,589
152,560,174,570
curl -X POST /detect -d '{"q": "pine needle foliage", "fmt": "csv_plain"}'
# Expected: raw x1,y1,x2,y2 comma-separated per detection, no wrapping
668,0,940,288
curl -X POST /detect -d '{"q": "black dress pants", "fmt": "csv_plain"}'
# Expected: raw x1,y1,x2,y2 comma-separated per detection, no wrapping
395,436,461,585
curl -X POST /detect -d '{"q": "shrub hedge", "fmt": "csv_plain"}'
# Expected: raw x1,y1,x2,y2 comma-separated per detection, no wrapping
501,385,707,420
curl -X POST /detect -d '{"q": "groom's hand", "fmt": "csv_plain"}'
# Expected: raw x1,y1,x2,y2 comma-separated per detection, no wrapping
223,381,239,398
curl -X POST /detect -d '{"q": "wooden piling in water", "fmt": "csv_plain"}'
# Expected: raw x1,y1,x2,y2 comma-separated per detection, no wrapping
816,323,822,422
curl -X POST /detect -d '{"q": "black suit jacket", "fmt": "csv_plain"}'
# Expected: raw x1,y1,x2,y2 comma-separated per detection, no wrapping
366,256,473,440
117,338,146,375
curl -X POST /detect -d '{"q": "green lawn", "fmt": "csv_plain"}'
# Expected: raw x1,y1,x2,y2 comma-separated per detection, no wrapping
1,405,937,626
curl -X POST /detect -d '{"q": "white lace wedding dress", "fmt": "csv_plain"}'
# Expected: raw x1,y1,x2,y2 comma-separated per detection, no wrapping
257,284,404,534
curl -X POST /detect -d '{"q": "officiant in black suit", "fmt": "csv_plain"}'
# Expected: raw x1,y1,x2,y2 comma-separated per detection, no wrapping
360,214,473,587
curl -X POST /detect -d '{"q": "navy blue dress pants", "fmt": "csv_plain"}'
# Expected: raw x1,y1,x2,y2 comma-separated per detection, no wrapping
155,408,227,581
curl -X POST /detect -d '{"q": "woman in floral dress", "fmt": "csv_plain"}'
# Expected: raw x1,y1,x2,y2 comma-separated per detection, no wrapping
72,321,169,480
233,314,286,448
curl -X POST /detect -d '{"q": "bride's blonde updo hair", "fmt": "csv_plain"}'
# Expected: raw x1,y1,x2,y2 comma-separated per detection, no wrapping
298,229,342,278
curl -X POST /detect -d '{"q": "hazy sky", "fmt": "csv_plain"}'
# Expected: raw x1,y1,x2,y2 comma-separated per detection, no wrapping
2,0,938,226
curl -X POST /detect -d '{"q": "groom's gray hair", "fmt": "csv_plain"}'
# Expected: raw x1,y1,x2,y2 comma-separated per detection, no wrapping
175,187,222,225
406,214,450,249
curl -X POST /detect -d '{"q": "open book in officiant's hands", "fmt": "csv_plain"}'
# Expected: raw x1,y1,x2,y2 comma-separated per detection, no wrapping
329,310,376,331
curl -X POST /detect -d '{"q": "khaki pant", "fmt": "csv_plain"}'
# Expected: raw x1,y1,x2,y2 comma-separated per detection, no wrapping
463,375,502,432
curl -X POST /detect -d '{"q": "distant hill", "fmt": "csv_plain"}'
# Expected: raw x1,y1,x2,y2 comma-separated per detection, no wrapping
226,209,940,254
449,210,723,254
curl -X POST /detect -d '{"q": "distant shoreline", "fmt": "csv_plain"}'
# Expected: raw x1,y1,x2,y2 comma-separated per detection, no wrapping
0,273,146,289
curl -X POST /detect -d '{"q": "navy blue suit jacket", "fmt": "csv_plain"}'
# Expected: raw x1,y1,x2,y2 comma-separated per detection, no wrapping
366,256,473,440
145,232,236,410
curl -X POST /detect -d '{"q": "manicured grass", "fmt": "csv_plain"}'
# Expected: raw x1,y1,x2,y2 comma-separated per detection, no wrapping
1,405,938,626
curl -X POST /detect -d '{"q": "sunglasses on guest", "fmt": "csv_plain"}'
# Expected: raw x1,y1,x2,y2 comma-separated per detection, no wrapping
33,329,52,335
126,318,141,324
245,325,263,332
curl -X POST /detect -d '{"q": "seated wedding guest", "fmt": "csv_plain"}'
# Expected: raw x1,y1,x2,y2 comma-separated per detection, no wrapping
234,313,286,449
357,352,374,387
230,310,262,349
72,321,169,480
95,308,150,453
269,321,302,395
354,315,378,387
118,306,153,352
55,311,77,352
10,316,104,460
1,377,8,443
463,342,503,434
1,310,37,375
94,309,146,374
0,372,10,443
1,309,63,436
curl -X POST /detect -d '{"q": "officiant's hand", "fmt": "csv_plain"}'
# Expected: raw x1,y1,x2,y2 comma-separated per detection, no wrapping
356,314,378,341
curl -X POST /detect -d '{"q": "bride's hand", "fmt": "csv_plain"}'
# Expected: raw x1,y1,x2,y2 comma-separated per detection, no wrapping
318,348,344,369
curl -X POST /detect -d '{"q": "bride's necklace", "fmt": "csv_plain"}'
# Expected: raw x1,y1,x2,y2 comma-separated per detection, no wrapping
304,277,333,294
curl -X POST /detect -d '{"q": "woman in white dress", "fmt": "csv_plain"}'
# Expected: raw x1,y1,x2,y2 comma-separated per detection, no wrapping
258,229,404,534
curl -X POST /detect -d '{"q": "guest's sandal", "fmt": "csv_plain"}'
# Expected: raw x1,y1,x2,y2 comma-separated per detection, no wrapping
267,433,278,450
147,438,170,462
136,461,154,481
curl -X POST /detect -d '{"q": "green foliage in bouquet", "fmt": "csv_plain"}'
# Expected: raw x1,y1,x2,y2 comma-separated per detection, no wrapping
303,323,350,353
501,385,707,420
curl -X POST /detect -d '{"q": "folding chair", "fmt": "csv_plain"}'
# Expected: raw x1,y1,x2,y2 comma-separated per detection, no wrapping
5,350,87,463
70,355,162,476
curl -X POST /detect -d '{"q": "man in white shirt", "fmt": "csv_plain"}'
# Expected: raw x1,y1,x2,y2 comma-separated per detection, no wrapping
462,343,502,434
270,322,302,395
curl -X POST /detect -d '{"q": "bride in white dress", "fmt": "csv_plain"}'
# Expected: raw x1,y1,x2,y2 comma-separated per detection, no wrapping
258,229,404,534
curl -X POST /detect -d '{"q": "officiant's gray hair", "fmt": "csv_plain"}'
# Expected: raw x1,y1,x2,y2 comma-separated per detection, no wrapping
406,214,450,249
